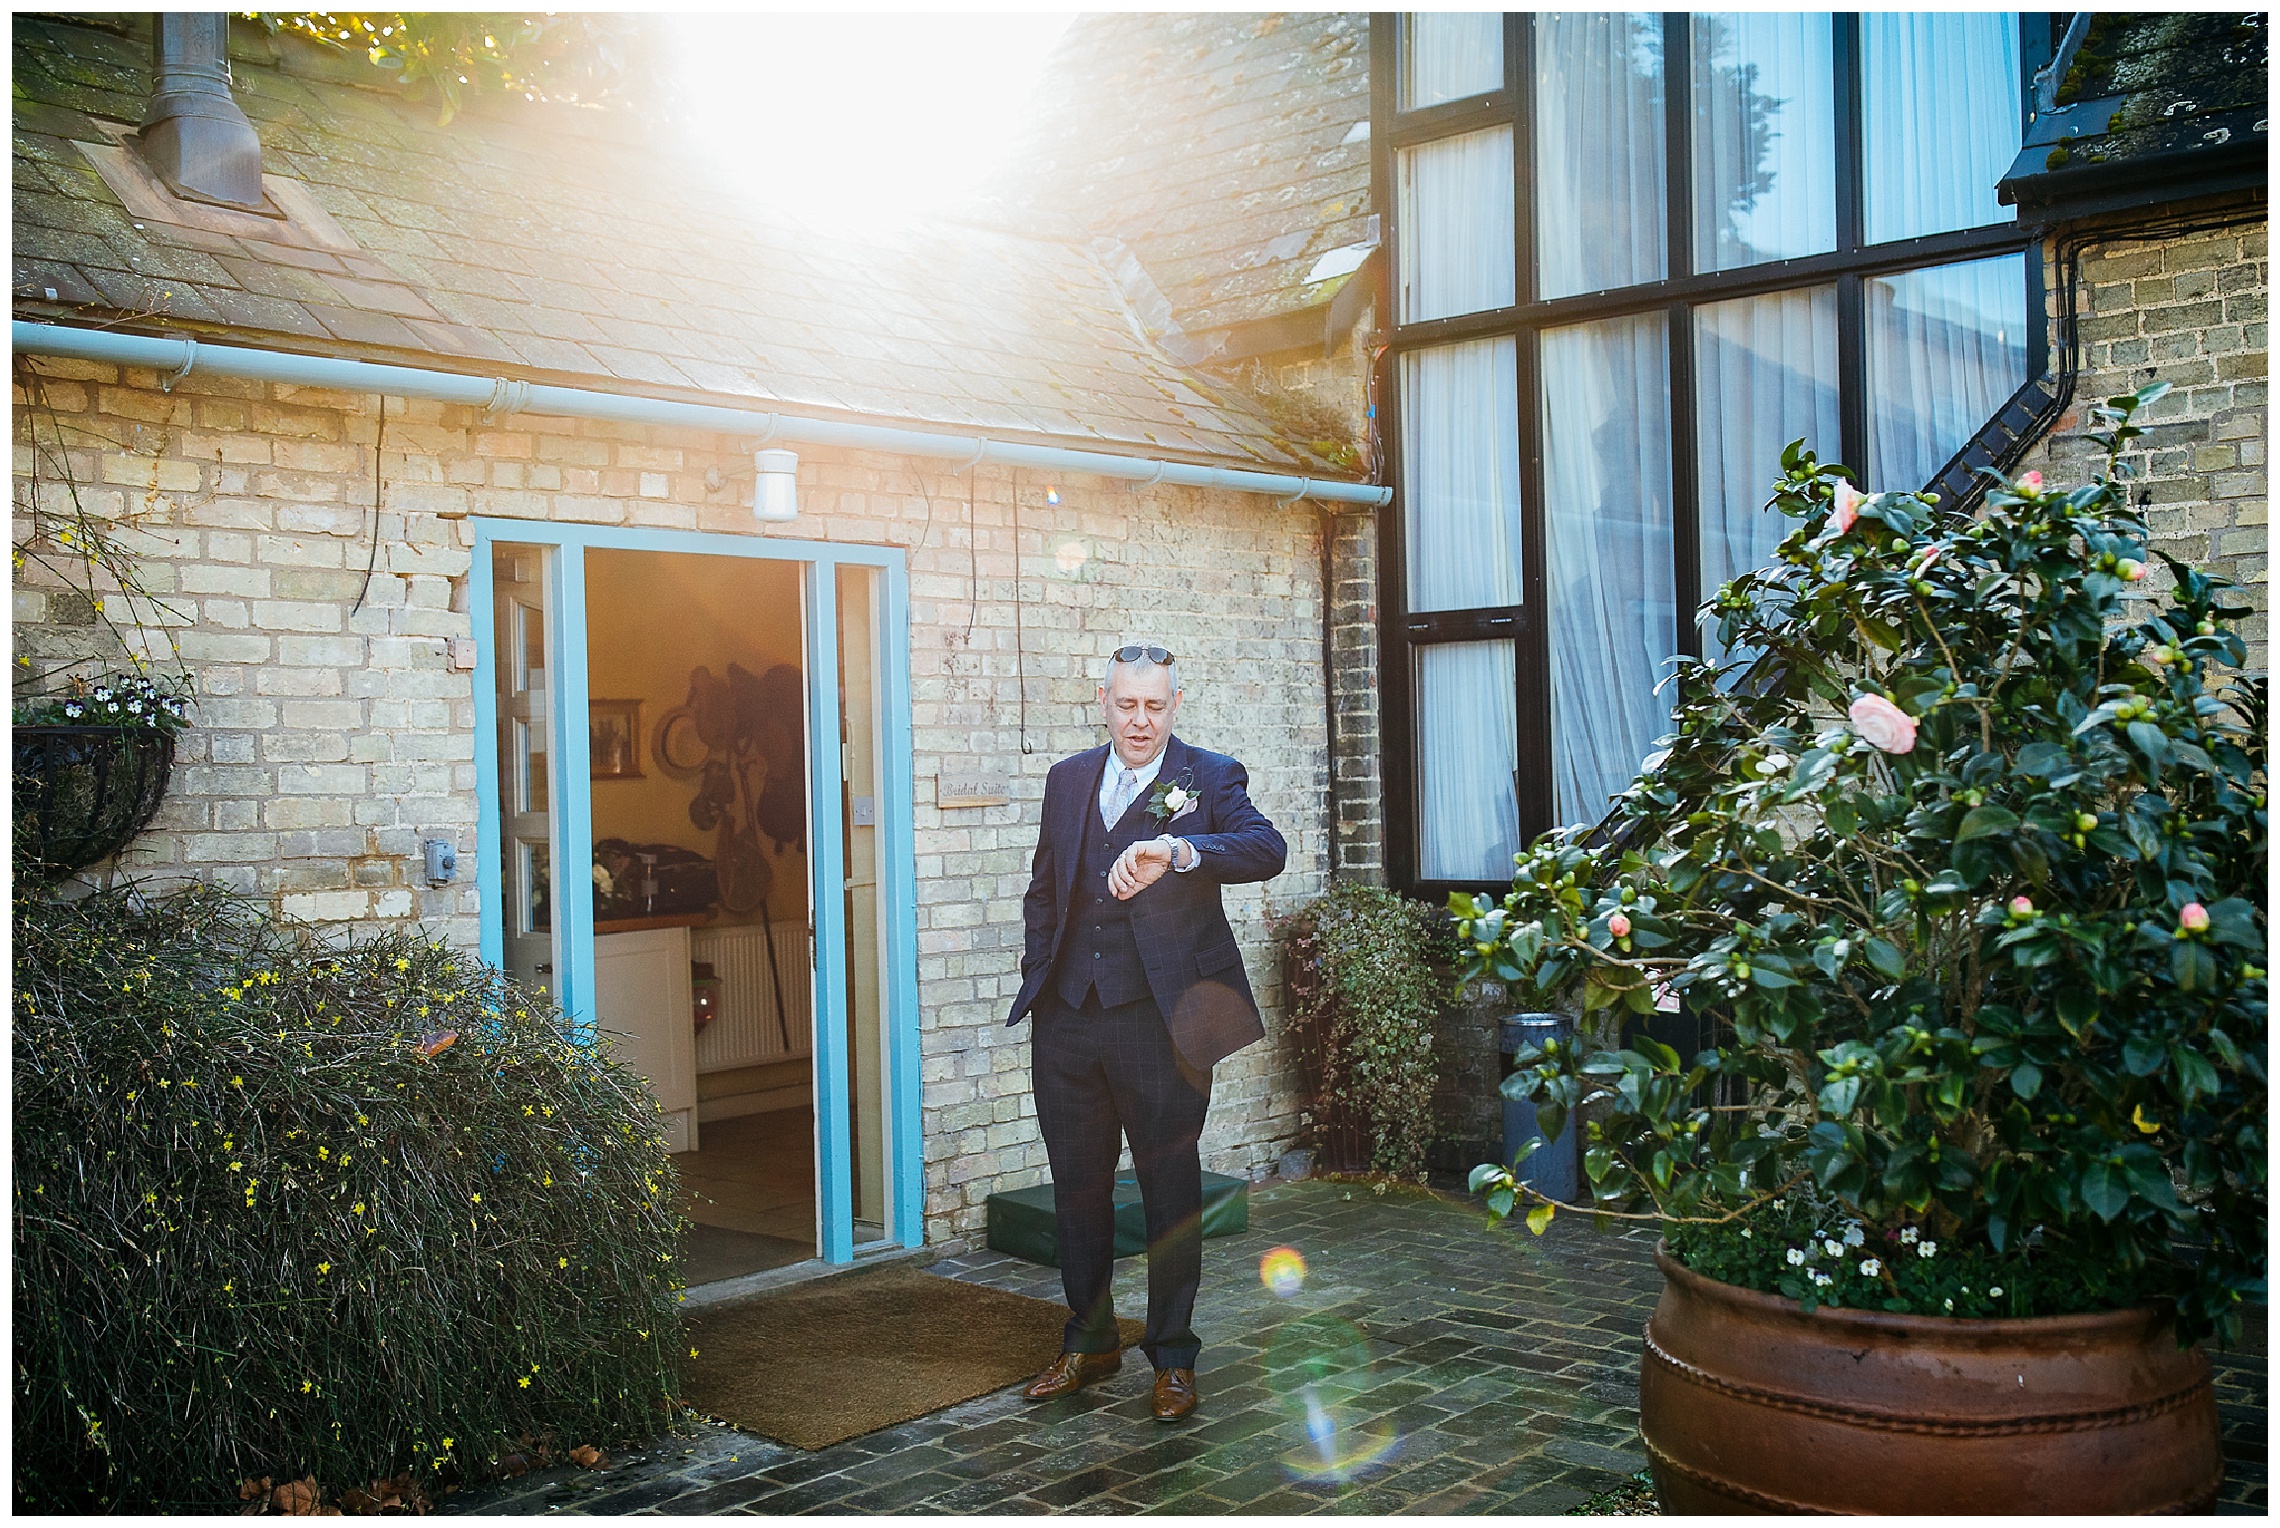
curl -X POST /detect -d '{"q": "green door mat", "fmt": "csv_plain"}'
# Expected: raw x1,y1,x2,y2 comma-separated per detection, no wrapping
986,1171,1248,1266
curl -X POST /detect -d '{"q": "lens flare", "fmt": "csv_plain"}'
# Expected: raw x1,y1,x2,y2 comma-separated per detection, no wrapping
1259,1246,1308,1298
1265,1312,1400,1483
1052,536,1091,576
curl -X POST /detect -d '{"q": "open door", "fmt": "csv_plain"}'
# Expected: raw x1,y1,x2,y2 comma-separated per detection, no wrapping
491,545,560,998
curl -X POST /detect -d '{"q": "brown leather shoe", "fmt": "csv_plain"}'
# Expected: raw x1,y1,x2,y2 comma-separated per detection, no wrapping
1022,1348,1122,1401
1151,1367,1198,1423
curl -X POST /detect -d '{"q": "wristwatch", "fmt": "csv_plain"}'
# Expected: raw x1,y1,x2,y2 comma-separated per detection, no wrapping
1157,834,1199,872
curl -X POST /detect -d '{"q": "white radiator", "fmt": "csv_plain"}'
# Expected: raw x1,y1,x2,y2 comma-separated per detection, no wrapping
691,922,812,1071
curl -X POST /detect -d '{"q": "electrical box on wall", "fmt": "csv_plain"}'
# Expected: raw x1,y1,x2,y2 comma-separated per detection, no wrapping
422,839,458,886
850,796,877,827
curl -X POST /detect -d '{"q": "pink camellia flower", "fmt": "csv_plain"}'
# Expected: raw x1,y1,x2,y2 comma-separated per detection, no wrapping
2009,896,2035,918
1848,693,1918,755
2017,470,2043,492
2116,557,2147,581
1916,543,1945,573
1830,480,1863,534
2179,902,2210,933
1607,912,1632,939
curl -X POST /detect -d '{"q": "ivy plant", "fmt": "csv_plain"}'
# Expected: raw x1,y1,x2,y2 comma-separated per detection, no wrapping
1458,385,2266,1344
1275,882,1446,1181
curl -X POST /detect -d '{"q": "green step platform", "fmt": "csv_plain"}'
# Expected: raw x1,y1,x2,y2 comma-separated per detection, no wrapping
986,1172,1249,1267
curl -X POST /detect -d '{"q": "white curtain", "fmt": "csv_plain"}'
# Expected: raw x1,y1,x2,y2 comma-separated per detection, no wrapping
1695,286,1839,659
1402,338,1522,612
1402,12,1504,109
1534,13,1666,300
1397,126,1516,323
1416,640,1519,881
1867,253,2029,491
1863,13,2021,244
1691,13,1835,272
1543,314,1675,828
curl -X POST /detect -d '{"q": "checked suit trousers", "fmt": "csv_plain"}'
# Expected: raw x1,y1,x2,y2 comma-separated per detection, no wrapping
1031,989,1209,1371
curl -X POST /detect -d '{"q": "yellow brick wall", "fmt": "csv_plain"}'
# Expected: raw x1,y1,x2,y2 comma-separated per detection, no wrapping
2025,208,2268,669
11,358,1336,1242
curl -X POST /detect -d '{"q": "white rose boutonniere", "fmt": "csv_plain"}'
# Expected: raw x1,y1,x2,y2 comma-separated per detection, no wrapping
1147,771,1200,825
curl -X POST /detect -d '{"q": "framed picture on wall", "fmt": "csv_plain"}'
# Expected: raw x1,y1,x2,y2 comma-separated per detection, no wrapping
589,699,644,780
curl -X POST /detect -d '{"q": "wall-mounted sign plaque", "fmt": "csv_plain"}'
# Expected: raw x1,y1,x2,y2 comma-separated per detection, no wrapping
936,774,1009,809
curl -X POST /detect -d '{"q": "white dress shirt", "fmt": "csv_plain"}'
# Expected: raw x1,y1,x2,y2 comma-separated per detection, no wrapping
1099,748,1200,870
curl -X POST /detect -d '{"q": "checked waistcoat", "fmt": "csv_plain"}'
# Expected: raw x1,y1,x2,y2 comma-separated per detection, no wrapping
1051,772,1163,1011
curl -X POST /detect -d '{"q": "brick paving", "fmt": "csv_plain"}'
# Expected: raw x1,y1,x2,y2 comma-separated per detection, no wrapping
448,1178,2267,1515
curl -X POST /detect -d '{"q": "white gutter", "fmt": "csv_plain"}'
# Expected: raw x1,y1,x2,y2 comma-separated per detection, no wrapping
11,322,1391,508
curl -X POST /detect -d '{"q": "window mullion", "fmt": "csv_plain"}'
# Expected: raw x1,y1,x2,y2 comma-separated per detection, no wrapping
1833,12,1864,253
1512,11,1534,307
1668,299,1702,659
1837,271,1867,476
1663,12,1693,284
1515,321,1552,844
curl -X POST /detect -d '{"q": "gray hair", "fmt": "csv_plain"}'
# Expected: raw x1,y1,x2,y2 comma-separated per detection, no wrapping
1104,649,1181,694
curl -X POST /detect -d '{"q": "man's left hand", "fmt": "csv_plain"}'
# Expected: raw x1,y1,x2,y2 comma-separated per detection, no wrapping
1109,837,1175,900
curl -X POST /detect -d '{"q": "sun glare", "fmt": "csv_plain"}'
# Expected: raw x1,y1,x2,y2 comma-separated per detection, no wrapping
670,12,1076,233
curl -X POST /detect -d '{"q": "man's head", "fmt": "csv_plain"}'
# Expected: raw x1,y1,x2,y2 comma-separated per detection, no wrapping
1099,643,1182,767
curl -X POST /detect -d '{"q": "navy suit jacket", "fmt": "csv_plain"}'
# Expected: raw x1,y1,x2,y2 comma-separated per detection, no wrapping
1009,734,1287,1068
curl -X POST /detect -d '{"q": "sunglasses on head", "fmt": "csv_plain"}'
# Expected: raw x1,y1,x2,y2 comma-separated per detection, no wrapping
1111,645,1176,666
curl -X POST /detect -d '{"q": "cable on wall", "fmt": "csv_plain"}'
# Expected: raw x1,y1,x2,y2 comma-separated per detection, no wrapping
1011,468,1031,754
351,393,386,616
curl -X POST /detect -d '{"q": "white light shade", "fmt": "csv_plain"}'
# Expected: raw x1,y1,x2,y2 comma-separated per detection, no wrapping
754,448,799,522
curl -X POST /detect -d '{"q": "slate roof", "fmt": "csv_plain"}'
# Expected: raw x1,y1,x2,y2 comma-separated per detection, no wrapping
2000,11,2268,211
986,12,1375,342
10,13,1321,471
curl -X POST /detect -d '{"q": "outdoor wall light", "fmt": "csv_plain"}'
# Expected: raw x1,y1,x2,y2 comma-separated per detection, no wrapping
753,448,799,522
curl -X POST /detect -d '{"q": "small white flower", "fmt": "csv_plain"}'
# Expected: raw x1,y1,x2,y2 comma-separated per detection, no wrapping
1162,786,1191,812
1823,1239,1843,1258
1943,1298,1954,1312
1898,1227,1919,1245
1859,1258,1881,1278
1786,1247,1806,1266
1917,1241,1938,1259
1842,1225,1865,1248
1988,1286,2004,1299
1740,1228,1752,1239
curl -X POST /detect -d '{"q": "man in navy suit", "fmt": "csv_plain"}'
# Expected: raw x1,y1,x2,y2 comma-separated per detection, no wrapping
1007,643,1286,1423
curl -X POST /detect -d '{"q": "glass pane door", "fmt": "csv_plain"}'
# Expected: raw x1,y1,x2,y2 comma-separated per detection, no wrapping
837,563,890,1246
492,544,560,997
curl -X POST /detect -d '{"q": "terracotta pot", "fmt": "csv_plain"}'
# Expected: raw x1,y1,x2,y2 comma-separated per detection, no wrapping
1641,1245,2222,1514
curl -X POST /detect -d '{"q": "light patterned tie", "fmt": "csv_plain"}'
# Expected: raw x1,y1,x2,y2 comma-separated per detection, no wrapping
1104,765,1140,828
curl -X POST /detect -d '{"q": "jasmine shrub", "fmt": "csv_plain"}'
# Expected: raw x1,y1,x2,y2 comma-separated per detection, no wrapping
1461,386,2265,1345
13,885,685,1510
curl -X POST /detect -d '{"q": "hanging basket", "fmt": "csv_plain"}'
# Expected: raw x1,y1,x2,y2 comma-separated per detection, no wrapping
12,725,176,882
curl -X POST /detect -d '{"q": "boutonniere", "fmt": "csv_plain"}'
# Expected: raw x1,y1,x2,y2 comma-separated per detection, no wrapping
1147,770,1200,826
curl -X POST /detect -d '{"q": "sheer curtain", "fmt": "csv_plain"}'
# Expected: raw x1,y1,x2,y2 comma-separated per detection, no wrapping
1402,12,1504,110
1695,287,1839,659
1542,314,1676,827
1534,13,1666,300
1692,13,1835,272
1402,338,1522,612
1863,13,2020,244
1397,127,1516,322
1867,253,2029,491
1415,640,1519,881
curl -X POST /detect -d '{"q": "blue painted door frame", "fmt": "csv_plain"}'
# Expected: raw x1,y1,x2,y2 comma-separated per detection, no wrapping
469,518,922,1265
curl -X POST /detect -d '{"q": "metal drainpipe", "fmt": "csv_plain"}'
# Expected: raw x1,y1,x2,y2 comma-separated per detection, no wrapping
9,323,1395,509
140,13,266,211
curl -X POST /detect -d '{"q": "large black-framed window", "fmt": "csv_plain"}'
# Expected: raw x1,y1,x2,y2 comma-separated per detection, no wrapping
1375,11,2060,898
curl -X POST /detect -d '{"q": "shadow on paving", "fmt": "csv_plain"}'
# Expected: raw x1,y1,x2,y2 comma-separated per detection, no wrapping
445,1178,2268,1516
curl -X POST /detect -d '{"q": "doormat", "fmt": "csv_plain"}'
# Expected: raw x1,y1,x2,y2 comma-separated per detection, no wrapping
683,1264,1144,1451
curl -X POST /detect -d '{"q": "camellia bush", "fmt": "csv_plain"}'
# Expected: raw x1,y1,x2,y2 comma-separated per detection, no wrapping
1460,385,2265,1345
14,885,687,1511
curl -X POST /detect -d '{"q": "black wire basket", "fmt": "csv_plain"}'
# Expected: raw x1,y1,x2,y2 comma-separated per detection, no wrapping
12,725,176,882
